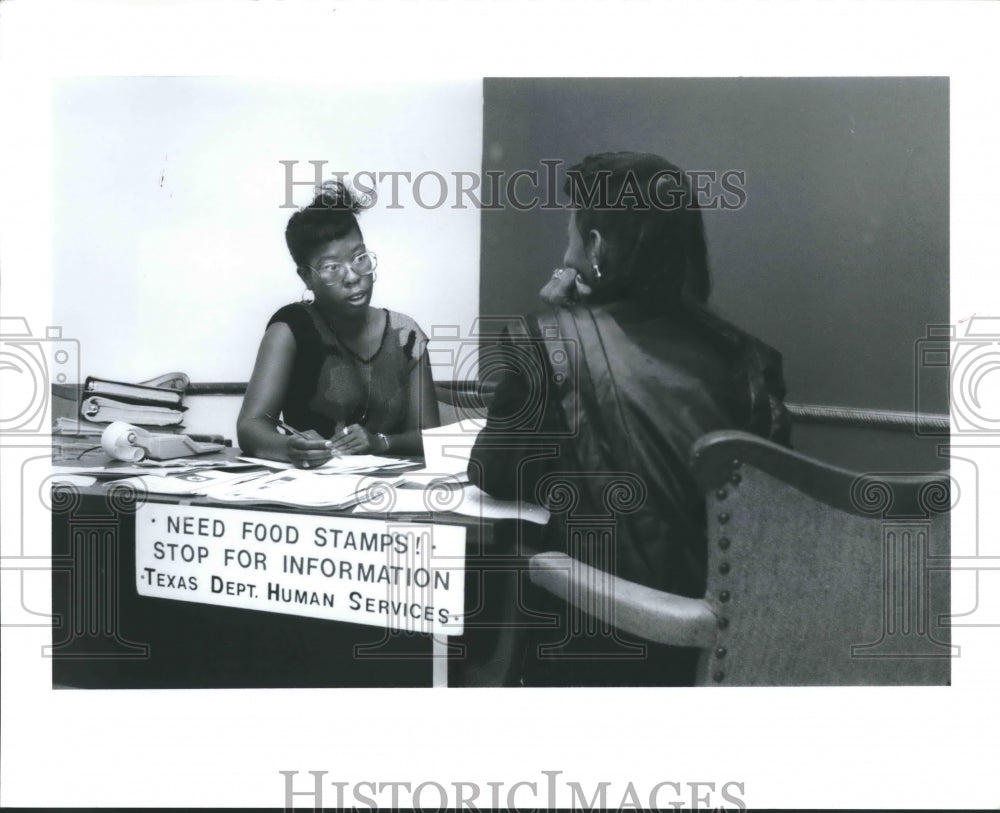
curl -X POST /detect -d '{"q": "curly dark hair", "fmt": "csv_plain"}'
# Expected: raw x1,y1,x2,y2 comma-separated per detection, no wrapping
564,152,711,309
284,181,365,268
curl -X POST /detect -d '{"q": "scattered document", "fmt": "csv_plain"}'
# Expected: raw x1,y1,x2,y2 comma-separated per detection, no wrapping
463,484,550,525
204,470,397,509
400,418,486,481
50,473,98,488
239,454,419,475
353,482,549,525
51,459,252,478
52,464,178,479
124,468,268,496
396,470,470,488
134,457,254,469
312,455,420,474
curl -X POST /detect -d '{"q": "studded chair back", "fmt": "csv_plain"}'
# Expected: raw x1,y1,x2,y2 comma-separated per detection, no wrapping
529,430,952,686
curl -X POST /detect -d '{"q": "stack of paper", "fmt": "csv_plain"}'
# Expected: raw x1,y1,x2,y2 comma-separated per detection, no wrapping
80,376,187,427
53,416,105,436
81,396,186,426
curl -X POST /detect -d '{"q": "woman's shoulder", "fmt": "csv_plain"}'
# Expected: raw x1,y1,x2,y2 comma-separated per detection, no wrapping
384,309,429,362
269,302,333,341
385,309,426,333
267,302,312,330
680,307,784,368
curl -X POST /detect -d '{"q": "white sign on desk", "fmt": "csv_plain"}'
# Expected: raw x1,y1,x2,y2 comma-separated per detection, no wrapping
134,503,466,635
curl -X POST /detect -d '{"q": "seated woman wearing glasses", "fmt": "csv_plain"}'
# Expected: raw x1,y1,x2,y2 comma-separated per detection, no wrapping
469,152,790,686
238,183,440,468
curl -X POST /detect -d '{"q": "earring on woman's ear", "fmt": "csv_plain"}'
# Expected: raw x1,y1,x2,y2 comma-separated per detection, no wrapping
591,261,602,280
301,287,315,304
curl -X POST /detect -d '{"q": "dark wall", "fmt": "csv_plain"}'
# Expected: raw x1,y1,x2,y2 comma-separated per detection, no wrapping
480,78,948,473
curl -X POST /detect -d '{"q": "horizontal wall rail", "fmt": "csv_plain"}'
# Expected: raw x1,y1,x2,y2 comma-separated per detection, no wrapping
61,383,951,434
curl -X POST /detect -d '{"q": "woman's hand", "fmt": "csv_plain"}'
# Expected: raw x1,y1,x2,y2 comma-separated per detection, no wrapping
539,267,592,305
287,429,336,469
328,423,376,455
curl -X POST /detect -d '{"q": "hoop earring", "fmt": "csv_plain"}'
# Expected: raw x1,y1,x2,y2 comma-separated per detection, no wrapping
301,287,315,304
591,262,602,280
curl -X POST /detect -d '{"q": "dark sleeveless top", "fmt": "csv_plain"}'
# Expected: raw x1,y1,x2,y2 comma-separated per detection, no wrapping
266,303,428,437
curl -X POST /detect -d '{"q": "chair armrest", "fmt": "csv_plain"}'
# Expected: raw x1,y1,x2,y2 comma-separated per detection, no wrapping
528,552,718,649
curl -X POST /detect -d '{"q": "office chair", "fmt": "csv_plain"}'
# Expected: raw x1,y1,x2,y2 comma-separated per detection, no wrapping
528,430,952,686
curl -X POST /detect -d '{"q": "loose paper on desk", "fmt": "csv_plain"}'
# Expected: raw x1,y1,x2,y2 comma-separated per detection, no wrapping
353,482,550,525
52,463,179,479
397,418,486,483
203,469,399,509
239,454,417,475
51,459,251,478
50,473,98,488
125,468,269,497
135,457,255,469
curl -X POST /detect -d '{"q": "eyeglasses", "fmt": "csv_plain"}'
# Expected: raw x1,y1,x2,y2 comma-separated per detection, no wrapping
305,251,378,285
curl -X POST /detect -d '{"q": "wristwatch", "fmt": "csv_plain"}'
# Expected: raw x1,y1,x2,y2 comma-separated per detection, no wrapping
374,432,390,452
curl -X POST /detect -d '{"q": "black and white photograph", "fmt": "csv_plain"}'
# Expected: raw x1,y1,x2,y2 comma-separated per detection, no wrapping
1,1,997,810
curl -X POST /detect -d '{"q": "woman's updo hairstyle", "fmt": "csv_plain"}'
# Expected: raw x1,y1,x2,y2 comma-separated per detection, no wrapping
285,180,365,268
564,152,711,309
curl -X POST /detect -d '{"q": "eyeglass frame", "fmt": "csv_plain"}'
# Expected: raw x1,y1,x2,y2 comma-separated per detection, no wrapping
301,250,378,286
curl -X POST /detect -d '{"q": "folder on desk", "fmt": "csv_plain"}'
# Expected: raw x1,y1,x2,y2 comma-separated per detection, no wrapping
81,396,186,426
78,372,188,428
83,375,185,406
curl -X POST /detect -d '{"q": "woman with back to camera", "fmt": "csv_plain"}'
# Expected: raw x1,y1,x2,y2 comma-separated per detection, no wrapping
469,151,790,686
238,182,440,468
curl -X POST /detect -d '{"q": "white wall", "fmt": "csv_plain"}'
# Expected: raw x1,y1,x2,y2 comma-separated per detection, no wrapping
52,77,482,388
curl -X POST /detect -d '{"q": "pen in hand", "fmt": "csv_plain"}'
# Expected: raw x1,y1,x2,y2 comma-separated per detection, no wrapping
264,413,342,461
264,413,306,438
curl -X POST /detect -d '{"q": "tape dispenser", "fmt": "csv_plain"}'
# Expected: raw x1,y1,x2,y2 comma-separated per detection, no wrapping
100,421,226,462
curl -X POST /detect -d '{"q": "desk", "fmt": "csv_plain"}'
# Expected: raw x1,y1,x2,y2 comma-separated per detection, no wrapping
50,474,543,689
